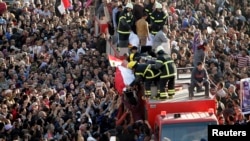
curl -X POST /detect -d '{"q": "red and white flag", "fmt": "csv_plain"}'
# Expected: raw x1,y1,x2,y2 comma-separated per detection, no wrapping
58,0,71,14
115,66,135,95
108,55,123,67
62,0,71,8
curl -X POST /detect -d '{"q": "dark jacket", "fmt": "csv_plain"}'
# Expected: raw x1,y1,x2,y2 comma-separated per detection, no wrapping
153,52,177,78
117,10,134,34
190,67,209,84
130,63,161,86
150,10,167,34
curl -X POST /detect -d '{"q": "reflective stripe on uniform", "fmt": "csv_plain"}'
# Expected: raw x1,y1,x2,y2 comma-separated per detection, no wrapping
151,31,158,35
160,92,167,98
154,20,163,22
167,89,175,94
160,73,176,78
156,60,163,63
160,60,176,78
163,15,167,19
145,90,151,96
135,72,144,76
119,16,126,20
117,30,130,34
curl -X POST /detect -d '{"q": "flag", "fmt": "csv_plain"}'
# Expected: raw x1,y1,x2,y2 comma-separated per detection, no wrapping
62,0,71,8
192,31,200,52
108,55,123,67
85,0,93,8
58,0,71,14
115,66,135,95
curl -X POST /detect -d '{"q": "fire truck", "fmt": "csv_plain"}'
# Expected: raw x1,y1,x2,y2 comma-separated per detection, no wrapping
145,81,218,141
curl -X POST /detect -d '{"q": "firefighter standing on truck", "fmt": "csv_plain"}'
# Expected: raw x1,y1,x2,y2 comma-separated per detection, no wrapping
144,0,156,23
127,60,160,98
150,2,167,35
117,2,134,56
152,46,176,100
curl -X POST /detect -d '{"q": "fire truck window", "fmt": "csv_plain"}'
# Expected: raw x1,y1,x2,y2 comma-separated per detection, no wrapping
161,122,216,141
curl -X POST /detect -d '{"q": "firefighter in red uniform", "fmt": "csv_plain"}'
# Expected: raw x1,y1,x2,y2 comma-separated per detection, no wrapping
127,60,160,98
152,46,177,100
150,2,167,35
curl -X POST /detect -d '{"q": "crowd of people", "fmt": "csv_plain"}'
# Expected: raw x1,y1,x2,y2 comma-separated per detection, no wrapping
0,0,250,141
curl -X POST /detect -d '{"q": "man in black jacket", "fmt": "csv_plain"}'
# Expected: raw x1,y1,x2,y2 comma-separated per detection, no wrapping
152,46,177,100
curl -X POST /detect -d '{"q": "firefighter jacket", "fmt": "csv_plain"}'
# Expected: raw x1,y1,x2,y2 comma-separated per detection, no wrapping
150,11,167,34
130,63,161,86
128,52,141,62
153,53,177,78
117,10,134,35
145,3,154,17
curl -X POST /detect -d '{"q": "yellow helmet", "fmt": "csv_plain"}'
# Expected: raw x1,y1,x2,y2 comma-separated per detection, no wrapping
127,61,137,69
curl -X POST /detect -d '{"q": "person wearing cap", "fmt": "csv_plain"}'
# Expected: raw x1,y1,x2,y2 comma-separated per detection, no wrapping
117,2,134,56
150,2,167,35
127,60,161,98
128,46,140,62
188,61,210,99
152,46,176,99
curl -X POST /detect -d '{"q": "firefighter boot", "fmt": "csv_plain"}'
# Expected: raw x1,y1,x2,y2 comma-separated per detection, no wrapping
167,89,175,99
142,90,151,100
159,92,167,100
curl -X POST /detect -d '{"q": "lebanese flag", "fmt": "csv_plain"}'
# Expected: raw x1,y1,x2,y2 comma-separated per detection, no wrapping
115,66,135,95
108,55,123,67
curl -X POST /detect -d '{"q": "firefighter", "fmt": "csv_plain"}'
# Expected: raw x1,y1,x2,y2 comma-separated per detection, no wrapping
128,46,141,62
144,0,156,23
127,60,160,98
152,46,177,99
150,2,167,35
117,2,134,56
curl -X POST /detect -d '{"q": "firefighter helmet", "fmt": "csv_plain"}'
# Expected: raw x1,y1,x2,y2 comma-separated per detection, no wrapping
126,3,133,9
155,2,162,9
127,61,137,69
155,45,165,54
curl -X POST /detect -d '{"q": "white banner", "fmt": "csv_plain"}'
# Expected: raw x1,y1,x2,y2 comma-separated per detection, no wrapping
240,78,250,114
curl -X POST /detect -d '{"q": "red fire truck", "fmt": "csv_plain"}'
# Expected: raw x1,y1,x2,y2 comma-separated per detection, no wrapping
145,86,218,141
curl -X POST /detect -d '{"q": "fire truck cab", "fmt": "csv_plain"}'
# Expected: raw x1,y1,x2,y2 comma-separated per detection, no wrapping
145,86,218,141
